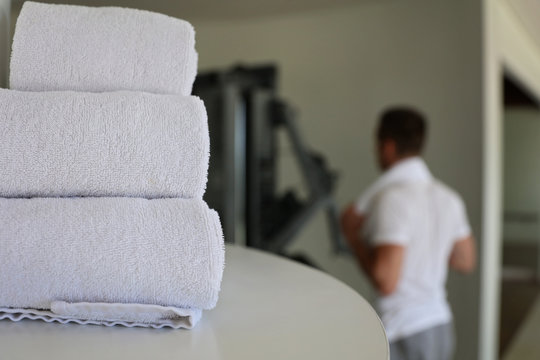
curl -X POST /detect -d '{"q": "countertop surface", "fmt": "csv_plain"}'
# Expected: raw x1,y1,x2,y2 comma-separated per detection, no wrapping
0,244,388,360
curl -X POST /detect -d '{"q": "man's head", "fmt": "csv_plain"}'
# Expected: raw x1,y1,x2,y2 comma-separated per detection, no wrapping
376,107,427,170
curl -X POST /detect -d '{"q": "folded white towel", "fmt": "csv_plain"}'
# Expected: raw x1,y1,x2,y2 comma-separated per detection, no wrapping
354,157,433,214
10,1,198,96
0,303,202,329
0,197,224,328
0,89,209,199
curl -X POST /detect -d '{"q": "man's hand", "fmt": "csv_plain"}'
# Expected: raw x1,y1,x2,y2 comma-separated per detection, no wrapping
341,203,373,274
340,203,365,248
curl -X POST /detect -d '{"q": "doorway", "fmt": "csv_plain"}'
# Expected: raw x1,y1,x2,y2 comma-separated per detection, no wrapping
499,74,540,359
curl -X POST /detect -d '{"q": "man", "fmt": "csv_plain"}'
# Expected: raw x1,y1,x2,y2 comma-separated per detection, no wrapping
341,107,475,360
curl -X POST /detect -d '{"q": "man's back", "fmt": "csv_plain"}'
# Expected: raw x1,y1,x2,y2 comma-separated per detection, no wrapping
342,107,475,359
365,180,470,341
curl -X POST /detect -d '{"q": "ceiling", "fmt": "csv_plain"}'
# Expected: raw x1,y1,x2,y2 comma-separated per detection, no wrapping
11,0,375,20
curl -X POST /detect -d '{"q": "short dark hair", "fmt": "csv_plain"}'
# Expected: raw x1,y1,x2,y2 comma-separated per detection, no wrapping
377,107,427,155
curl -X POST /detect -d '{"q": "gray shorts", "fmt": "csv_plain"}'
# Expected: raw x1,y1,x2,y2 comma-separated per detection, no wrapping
389,322,455,360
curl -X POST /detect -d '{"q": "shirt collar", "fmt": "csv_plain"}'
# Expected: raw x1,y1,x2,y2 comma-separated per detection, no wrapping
384,156,433,183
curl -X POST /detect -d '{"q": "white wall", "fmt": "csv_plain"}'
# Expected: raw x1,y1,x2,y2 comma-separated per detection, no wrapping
503,108,540,244
193,1,483,359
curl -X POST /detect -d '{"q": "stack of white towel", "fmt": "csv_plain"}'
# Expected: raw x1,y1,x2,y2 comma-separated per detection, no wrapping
0,2,224,329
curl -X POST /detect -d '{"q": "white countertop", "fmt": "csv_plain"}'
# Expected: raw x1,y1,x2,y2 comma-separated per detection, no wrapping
0,244,388,359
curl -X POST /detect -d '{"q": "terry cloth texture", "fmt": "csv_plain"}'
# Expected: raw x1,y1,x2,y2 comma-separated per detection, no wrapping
0,197,224,328
10,1,198,95
2,1,224,330
0,89,209,199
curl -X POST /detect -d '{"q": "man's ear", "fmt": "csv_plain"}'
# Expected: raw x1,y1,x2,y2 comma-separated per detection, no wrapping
382,139,397,159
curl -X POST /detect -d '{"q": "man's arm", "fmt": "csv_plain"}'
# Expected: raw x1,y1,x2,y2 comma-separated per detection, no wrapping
449,235,476,273
371,244,404,295
348,240,404,296
340,203,404,296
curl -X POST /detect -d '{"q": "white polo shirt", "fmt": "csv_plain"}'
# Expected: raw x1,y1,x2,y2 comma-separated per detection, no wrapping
363,168,471,342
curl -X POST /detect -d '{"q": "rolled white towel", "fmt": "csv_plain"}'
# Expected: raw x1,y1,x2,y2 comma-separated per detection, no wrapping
0,197,224,329
0,89,209,199
10,1,198,95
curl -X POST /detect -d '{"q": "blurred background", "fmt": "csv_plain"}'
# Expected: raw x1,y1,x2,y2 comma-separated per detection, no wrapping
2,0,540,359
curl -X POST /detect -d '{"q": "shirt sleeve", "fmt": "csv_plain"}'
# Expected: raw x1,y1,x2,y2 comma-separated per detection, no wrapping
368,189,410,246
453,195,472,241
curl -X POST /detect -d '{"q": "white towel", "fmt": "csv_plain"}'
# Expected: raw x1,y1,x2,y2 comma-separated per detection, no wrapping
0,304,202,329
0,197,224,329
0,89,209,199
10,1,198,96
355,157,433,214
